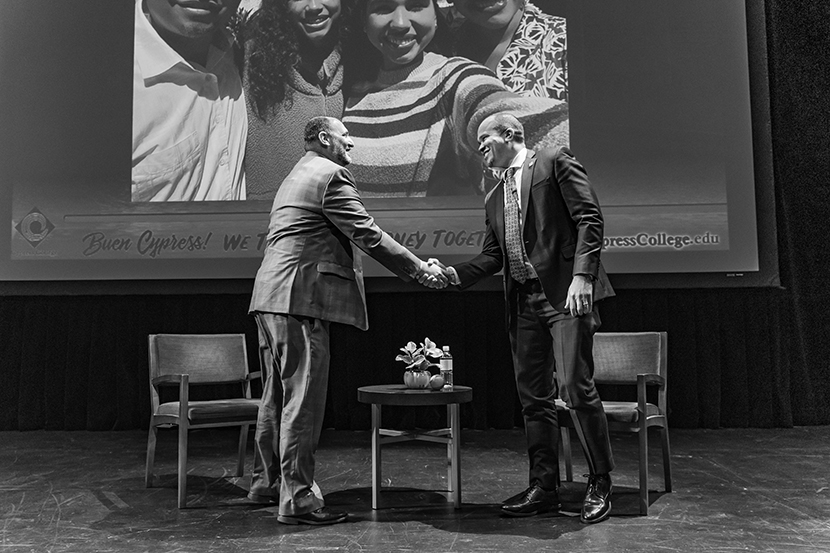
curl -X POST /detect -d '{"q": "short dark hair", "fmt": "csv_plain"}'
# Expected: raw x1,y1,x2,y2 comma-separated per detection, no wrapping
488,113,525,143
246,0,354,121
304,116,336,145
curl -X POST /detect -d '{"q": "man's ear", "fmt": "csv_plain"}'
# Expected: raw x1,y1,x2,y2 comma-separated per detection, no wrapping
503,129,514,141
318,131,330,148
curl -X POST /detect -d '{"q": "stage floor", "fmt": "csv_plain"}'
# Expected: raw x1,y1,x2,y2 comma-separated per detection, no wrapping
2,426,829,552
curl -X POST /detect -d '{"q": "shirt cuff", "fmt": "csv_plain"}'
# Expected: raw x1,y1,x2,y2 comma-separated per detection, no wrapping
448,266,460,286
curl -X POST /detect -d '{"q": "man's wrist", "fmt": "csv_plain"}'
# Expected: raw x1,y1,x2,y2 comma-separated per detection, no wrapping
448,266,460,286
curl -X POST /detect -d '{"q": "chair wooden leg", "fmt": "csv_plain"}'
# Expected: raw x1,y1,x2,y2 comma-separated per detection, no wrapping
560,427,573,482
638,428,649,515
236,424,249,477
177,424,189,509
145,425,158,488
371,403,381,510
449,403,461,509
446,406,453,494
661,426,672,493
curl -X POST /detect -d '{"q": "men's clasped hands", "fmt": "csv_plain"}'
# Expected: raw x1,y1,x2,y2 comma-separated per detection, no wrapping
416,258,455,289
417,258,595,318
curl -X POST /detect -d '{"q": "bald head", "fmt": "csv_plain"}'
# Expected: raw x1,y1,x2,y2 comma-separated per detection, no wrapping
479,113,524,144
477,112,525,168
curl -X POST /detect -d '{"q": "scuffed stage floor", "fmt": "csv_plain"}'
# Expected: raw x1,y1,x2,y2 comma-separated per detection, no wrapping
2,426,829,552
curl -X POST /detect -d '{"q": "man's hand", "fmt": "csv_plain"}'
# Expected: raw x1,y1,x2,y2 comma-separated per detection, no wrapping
417,260,448,289
428,258,459,285
565,274,594,317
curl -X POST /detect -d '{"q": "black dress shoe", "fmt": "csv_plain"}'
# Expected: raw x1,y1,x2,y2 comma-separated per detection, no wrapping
580,473,612,524
501,484,560,517
277,507,348,526
502,487,532,506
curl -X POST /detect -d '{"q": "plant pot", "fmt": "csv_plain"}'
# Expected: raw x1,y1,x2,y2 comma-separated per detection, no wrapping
403,369,431,389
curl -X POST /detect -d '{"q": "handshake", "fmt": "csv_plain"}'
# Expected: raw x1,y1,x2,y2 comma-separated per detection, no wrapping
416,258,458,289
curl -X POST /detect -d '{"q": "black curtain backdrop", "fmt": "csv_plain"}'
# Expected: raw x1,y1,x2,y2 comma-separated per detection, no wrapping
1,0,829,431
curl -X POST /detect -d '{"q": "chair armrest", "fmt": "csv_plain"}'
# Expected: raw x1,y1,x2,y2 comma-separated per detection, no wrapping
246,371,262,382
638,373,665,388
151,374,191,407
637,373,667,421
152,374,185,386
635,374,664,414
640,373,669,415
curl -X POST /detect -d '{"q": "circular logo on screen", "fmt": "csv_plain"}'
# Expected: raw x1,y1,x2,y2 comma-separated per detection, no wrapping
15,207,55,248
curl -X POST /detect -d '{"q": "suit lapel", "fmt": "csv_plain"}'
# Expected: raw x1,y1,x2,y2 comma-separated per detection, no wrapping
520,150,535,231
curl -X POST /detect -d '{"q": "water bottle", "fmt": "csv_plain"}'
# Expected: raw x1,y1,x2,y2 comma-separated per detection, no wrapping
440,345,453,391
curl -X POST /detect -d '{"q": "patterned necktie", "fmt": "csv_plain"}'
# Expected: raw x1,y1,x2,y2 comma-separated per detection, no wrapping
503,168,529,283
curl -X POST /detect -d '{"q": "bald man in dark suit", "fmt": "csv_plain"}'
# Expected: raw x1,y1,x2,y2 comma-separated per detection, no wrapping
433,113,615,524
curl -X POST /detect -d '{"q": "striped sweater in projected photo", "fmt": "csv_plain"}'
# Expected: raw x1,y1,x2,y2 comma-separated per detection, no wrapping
343,53,569,198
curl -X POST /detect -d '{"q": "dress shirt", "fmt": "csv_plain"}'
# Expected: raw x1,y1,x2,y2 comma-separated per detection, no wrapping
447,147,535,285
132,0,247,201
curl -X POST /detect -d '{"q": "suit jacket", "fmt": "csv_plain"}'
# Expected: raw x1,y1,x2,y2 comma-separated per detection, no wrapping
454,147,614,323
250,151,422,330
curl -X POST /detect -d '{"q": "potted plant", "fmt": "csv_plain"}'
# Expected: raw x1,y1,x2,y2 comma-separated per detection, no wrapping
396,337,442,389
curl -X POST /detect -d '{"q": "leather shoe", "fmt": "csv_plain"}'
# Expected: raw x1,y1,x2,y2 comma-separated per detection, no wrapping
502,487,532,506
277,507,348,526
501,484,560,517
580,473,612,524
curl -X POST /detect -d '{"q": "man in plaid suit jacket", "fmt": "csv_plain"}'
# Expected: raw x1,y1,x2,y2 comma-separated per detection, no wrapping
248,116,446,525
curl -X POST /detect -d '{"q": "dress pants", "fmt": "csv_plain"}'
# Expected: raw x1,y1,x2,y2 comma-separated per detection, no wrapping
509,279,614,491
249,312,329,515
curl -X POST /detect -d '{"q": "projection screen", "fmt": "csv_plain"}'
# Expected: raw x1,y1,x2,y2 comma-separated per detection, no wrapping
0,0,778,290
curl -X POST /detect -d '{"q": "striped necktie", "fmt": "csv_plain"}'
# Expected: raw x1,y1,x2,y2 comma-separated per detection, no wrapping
503,168,529,283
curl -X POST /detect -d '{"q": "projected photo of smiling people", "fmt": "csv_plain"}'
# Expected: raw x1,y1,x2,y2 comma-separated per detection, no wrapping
342,0,569,198
132,0,247,202
243,0,351,200
450,0,566,99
